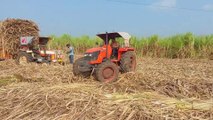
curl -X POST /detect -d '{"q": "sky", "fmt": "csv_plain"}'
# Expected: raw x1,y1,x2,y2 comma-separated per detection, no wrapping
0,0,213,37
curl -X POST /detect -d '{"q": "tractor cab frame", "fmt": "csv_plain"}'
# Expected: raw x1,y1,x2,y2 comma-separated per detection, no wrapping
89,32,134,63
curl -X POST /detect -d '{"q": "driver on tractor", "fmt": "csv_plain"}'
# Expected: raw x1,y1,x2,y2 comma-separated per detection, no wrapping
111,39,119,58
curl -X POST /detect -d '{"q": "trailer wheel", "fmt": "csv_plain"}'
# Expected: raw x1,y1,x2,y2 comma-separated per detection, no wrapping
16,52,33,65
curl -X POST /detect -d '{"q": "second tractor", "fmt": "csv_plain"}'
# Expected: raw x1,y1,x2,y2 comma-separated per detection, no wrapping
16,37,64,65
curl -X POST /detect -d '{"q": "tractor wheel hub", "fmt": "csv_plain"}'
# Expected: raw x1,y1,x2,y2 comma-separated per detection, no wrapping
103,67,114,79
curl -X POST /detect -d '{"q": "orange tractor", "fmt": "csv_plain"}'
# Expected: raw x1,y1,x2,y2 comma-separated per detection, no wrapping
73,32,136,83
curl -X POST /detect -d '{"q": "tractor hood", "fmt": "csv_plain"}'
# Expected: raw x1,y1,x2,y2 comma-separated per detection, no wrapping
86,47,103,53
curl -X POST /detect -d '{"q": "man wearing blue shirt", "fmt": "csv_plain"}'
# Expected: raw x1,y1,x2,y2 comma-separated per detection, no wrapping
66,44,74,64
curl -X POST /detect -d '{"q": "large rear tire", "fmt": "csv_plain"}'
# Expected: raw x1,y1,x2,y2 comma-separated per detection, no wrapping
95,61,119,83
73,57,91,77
120,51,136,73
16,52,33,65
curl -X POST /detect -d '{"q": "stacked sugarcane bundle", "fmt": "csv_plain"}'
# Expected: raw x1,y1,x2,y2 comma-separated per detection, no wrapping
0,18,39,57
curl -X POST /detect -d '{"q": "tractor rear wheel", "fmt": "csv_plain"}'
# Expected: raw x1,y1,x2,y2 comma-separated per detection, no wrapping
95,61,119,83
16,52,33,65
73,57,91,77
120,51,136,73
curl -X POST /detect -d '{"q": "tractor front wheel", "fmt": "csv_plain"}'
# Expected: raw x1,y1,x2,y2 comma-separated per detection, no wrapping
73,57,91,77
95,62,119,83
16,52,33,65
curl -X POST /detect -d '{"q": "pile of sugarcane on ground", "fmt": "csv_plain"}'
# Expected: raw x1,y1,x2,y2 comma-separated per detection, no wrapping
0,18,39,57
0,58,212,119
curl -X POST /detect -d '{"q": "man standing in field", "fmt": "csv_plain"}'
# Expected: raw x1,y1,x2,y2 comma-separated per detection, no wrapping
66,44,74,64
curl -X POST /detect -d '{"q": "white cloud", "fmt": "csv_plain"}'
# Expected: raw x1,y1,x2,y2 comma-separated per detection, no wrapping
153,0,176,8
203,4,213,11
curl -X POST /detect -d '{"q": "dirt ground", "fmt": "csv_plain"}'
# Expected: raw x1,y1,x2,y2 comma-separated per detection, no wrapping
0,57,213,120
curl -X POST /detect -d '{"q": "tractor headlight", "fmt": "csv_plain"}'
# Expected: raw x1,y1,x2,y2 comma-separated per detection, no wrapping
84,53,92,57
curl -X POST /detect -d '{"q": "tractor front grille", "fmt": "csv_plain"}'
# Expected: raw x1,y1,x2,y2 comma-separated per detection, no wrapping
84,51,100,61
